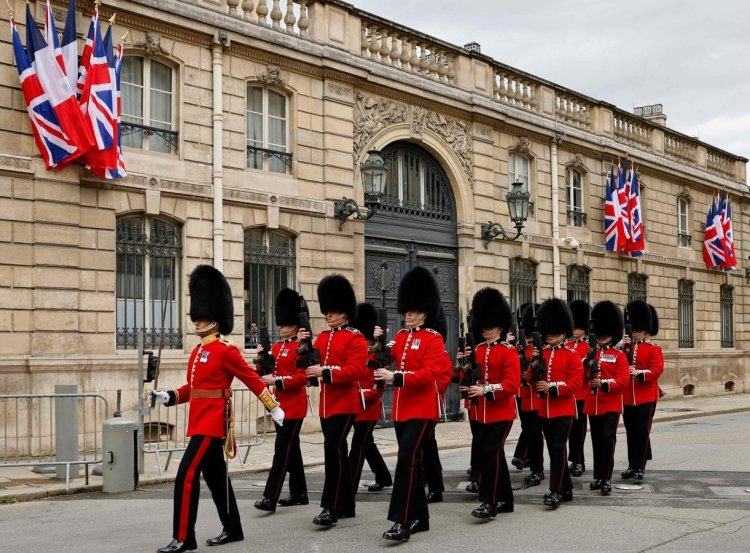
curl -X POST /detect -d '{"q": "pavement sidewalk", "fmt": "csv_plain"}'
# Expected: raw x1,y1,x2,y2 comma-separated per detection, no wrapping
2,392,749,503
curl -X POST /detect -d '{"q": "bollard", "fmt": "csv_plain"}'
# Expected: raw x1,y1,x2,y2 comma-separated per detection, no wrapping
102,418,139,493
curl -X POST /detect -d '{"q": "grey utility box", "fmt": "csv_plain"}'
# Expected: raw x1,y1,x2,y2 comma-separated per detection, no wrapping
102,418,139,493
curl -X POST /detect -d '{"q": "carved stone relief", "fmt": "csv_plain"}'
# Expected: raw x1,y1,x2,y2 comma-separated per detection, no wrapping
510,137,532,155
412,106,473,186
568,153,587,171
353,93,407,163
258,65,286,87
133,32,168,56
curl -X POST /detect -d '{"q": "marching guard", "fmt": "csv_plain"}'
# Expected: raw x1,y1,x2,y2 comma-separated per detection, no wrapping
349,302,393,495
375,266,445,541
566,300,592,477
253,289,309,513
584,301,629,496
302,274,368,527
621,301,664,480
152,265,285,553
459,288,519,519
532,298,582,508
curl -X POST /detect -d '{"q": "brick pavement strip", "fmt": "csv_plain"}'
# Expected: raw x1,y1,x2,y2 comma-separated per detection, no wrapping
1,392,749,503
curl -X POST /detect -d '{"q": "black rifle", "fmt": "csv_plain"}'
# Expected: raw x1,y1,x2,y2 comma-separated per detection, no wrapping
457,310,481,405
371,307,390,390
585,325,600,395
296,296,321,387
513,311,529,388
623,307,635,377
253,326,275,376
529,305,546,398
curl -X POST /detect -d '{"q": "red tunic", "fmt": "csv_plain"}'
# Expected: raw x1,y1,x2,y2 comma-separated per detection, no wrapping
356,351,384,422
583,346,630,416
530,345,583,419
390,327,444,422
259,338,307,420
173,335,268,438
623,340,664,406
565,338,591,399
469,339,520,424
313,325,369,418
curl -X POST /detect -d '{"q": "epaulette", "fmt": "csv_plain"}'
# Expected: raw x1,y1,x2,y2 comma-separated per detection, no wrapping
346,327,361,334
219,338,233,347
397,328,409,335
646,340,661,349
425,328,441,336
501,342,515,349
564,346,577,353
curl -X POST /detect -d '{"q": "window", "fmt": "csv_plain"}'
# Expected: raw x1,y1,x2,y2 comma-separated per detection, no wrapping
628,273,648,302
566,265,590,304
721,286,734,348
121,56,178,154
677,197,691,247
247,86,291,173
509,258,537,316
116,216,182,350
509,153,530,196
244,228,296,345
566,168,586,226
678,279,694,348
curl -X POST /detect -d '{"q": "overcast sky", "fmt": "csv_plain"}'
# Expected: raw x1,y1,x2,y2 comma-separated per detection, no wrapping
352,0,750,163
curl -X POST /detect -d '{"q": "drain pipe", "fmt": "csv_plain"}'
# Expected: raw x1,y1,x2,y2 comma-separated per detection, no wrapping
550,132,563,297
212,40,224,271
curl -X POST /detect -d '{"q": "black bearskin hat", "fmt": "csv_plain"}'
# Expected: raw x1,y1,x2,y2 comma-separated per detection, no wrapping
626,300,652,334
569,300,591,331
472,288,512,339
648,304,659,336
275,288,301,326
353,302,379,341
317,274,357,321
396,266,441,322
520,303,540,334
536,298,574,338
427,305,448,343
189,264,234,335
591,300,624,343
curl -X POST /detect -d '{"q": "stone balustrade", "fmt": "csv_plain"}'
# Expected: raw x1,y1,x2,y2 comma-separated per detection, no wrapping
614,112,652,149
221,0,311,36
493,71,538,112
707,148,737,180
664,131,698,164
555,93,592,128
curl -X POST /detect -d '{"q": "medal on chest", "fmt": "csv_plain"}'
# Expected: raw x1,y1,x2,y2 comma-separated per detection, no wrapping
281,348,290,357
200,350,210,363
600,353,617,364
410,338,421,350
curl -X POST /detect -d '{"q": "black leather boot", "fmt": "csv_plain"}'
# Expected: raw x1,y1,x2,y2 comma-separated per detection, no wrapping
278,494,309,506
471,503,498,519
157,539,197,553
382,523,410,541
254,497,277,512
206,531,244,546
312,509,337,526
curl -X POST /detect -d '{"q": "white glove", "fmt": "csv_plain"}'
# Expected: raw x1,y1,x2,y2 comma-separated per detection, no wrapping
151,390,170,405
270,405,285,427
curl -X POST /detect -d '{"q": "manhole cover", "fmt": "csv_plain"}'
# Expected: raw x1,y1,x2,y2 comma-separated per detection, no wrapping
659,408,698,413
615,484,644,491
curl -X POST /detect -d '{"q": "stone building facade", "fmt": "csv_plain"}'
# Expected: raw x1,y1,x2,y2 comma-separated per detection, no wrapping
0,0,747,426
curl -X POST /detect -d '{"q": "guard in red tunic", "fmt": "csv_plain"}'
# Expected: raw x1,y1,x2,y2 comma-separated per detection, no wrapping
302,274,368,527
152,265,284,553
532,298,582,509
566,300,591,477
584,300,630,496
460,288,519,519
349,302,393,494
621,300,664,481
375,266,445,542
253,289,309,513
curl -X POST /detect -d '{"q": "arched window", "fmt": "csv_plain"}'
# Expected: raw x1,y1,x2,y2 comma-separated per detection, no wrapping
628,273,648,302
509,258,537,316
677,197,691,247
509,153,531,196
678,279,694,348
244,228,296,345
121,56,178,154
566,265,590,304
116,216,182,349
247,85,291,173
566,167,586,226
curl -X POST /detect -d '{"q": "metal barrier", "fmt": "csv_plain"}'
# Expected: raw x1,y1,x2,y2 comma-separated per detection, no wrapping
141,387,268,475
0,393,110,490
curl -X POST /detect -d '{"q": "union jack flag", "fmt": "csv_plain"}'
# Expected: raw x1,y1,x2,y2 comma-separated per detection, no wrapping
60,0,79,95
703,200,727,269
10,18,78,169
77,7,98,100
616,161,631,244
718,194,736,270
624,168,645,257
79,13,115,151
604,167,622,251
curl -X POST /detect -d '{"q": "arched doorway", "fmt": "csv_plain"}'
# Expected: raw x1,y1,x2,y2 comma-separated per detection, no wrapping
364,141,461,421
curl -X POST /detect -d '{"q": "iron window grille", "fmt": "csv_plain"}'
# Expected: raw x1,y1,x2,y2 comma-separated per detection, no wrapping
247,86,290,174
509,258,537,316
720,286,734,348
116,216,183,350
566,265,590,304
627,273,648,302
566,168,585,227
677,232,692,247
678,280,694,348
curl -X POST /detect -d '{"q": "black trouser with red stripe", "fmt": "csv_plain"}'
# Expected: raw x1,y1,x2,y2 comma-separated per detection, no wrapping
263,418,307,501
623,402,656,471
172,435,242,543
422,431,444,494
515,408,544,473
540,416,573,494
320,414,356,515
387,419,436,527
349,420,392,494
477,420,514,506
588,411,620,481
468,418,481,482
567,399,588,465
